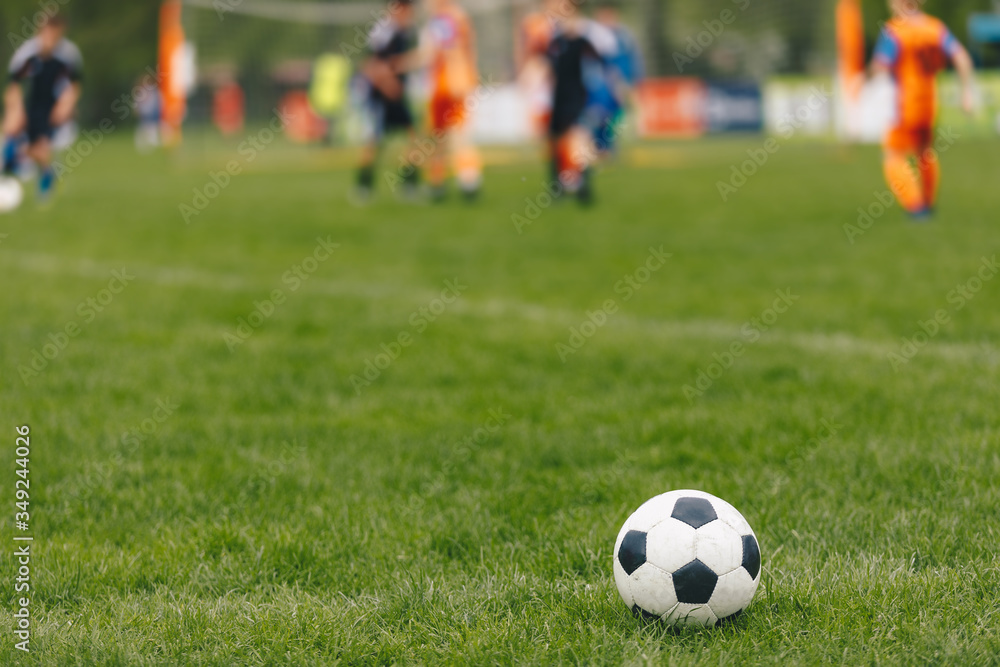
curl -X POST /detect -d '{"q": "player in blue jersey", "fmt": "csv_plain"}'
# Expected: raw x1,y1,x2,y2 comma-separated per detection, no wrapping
2,14,82,204
586,0,643,157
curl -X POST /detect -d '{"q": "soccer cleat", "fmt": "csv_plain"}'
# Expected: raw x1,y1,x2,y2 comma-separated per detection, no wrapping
36,168,56,206
909,207,934,223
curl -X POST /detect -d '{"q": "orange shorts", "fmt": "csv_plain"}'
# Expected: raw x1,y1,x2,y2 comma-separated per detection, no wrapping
430,95,467,132
884,125,933,153
534,110,552,138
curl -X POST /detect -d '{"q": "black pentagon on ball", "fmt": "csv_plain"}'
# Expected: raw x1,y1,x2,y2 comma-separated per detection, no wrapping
742,534,761,579
672,559,718,604
670,497,718,529
618,530,647,576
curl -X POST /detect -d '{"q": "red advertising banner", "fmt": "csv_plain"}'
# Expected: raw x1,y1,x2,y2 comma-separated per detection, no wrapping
637,78,707,138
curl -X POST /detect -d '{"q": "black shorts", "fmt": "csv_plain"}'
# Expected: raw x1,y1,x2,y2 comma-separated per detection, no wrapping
370,96,413,140
26,107,55,144
550,100,587,138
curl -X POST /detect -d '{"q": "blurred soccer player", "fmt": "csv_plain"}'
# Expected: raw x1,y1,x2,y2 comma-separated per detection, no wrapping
516,0,559,140
2,14,82,204
588,0,643,156
133,74,162,153
211,77,245,137
546,1,618,204
422,0,482,201
870,0,975,220
354,0,420,202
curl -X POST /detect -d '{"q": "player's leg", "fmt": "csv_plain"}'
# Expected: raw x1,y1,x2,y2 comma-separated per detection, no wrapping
356,100,422,203
397,127,423,201
354,98,385,201
355,140,381,202
549,111,576,193
23,108,58,203
602,107,626,158
135,120,159,153
2,135,20,176
393,100,421,198
447,103,482,201
882,128,928,218
549,91,598,204
427,138,449,202
573,125,596,205
453,140,482,201
26,136,55,203
1,105,26,177
915,130,939,212
586,103,617,161
427,95,452,201
553,125,594,204
546,135,560,190
883,149,927,217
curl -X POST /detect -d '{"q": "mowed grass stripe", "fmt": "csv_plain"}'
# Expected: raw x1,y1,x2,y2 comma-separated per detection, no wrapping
4,249,994,364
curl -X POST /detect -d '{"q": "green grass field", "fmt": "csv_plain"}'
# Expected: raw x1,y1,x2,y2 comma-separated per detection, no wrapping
2,133,1000,665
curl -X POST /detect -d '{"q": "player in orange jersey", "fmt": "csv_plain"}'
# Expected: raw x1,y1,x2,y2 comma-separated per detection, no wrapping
422,0,482,201
515,0,559,140
870,0,975,220
516,0,559,73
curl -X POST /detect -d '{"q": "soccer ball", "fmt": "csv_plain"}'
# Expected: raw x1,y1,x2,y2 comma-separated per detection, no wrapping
613,489,761,627
0,177,24,213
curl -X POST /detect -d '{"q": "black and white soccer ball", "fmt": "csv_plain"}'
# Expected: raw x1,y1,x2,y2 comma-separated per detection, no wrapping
0,177,23,214
613,489,761,627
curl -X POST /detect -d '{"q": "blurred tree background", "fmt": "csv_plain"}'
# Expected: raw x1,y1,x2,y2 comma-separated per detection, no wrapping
0,0,996,126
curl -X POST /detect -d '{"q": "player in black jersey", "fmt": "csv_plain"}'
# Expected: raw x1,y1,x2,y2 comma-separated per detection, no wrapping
545,1,619,205
2,14,82,204
354,0,421,203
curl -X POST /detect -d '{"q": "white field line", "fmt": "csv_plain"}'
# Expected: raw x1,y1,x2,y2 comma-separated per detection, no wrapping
3,251,992,363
